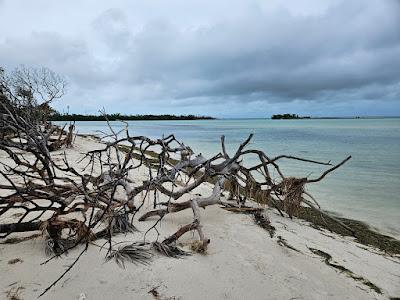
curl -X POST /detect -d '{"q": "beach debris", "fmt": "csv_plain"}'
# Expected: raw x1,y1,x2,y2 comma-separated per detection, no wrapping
309,247,382,294
253,211,276,238
106,242,153,268
108,210,139,235
0,79,354,296
279,177,305,218
277,236,301,253
189,240,208,254
8,258,23,264
5,285,25,300
152,242,191,258
220,203,276,238
220,204,263,214
148,286,161,300
148,286,178,300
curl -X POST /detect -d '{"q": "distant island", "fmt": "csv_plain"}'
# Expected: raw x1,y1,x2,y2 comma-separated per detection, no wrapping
271,113,310,119
49,113,215,122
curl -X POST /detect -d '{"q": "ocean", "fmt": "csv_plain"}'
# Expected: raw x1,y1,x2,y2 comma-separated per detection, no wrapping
57,118,400,237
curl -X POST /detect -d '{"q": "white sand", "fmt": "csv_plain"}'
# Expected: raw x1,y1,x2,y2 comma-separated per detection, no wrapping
1,135,399,300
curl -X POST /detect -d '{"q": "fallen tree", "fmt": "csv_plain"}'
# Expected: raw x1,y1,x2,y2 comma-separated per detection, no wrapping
0,88,352,296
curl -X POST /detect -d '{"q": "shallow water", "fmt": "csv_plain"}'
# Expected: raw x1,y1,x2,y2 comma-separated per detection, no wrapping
58,118,400,237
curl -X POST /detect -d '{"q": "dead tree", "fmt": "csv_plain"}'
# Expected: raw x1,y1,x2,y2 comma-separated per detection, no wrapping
0,113,351,248
0,65,66,122
0,100,351,296
0,66,73,150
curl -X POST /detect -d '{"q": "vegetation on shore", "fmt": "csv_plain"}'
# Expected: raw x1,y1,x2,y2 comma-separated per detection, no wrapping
271,113,311,119
49,113,215,121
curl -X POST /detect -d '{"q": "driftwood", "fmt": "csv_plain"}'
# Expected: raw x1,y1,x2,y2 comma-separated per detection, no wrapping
0,90,352,295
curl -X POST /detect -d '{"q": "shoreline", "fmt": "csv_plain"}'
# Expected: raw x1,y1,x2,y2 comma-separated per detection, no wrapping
1,134,399,299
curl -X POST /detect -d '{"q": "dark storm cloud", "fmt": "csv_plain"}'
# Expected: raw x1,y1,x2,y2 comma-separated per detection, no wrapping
0,0,399,116
118,0,400,100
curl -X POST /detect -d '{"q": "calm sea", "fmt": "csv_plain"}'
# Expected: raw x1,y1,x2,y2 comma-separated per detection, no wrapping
58,119,400,237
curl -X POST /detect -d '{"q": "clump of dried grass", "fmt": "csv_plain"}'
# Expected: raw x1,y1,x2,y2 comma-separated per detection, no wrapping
152,241,190,258
280,177,305,218
189,240,207,254
109,211,138,234
106,242,153,268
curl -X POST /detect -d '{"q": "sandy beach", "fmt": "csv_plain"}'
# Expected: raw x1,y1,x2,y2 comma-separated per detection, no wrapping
2,1,400,298
1,135,399,300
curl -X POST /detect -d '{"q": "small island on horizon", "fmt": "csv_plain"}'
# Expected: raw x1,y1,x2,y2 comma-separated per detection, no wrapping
271,113,311,119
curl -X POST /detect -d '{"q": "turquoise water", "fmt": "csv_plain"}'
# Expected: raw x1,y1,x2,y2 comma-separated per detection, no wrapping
60,119,400,237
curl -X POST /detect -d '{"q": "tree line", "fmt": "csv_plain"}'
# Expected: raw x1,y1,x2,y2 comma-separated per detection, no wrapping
49,112,215,121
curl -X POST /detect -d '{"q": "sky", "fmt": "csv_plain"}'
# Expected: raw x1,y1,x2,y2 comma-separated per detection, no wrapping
0,0,399,118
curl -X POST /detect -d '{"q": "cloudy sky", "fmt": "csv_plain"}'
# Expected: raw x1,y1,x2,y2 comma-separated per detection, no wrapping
1,0,399,117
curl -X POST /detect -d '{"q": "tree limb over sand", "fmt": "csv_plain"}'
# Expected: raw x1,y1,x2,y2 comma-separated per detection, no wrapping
1,78,353,296
0,98,351,252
